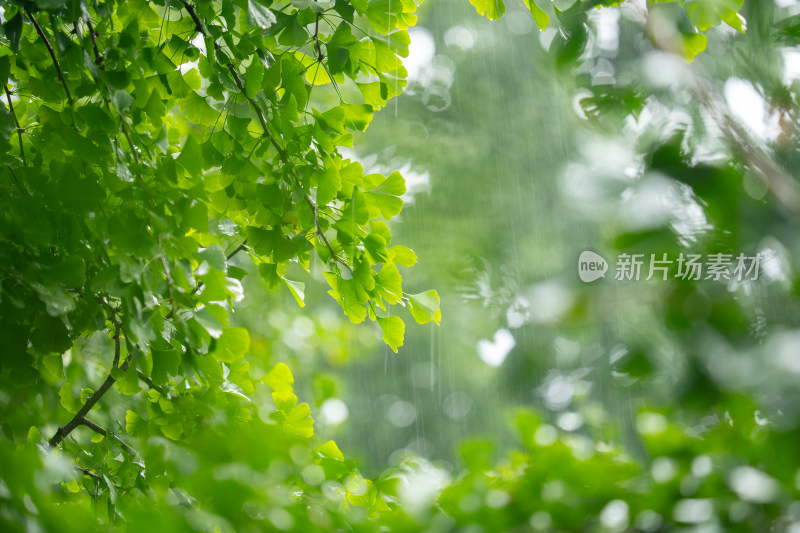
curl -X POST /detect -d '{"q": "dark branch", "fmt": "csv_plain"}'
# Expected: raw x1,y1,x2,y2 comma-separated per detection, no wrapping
49,352,132,449
180,0,204,33
85,16,103,67
110,313,121,367
227,239,249,261
3,86,25,165
119,118,141,166
313,1,324,63
25,11,73,106
136,369,166,396
79,417,137,456
75,466,101,480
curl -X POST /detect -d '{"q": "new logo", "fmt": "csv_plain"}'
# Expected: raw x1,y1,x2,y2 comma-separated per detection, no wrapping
578,251,608,283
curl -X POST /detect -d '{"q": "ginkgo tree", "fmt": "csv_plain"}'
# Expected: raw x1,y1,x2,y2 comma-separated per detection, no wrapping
0,0,439,529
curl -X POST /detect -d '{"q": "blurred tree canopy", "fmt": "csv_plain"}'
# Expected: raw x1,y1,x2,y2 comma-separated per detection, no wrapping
4,0,800,532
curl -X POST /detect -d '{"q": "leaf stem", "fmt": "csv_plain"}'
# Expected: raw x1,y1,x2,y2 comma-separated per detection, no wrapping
25,11,73,106
79,417,137,456
3,86,25,165
136,369,166,396
75,466,101,480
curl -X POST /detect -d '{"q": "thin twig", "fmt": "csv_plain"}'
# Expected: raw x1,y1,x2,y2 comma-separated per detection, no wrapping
227,239,249,260
79,417,137,456
136,369,166,395
3,85,25,165
85,16,103,67
314,6,324,63
25,11,73,106
6,167,24,192
109,311,121,367
163,239,249,320
180,0,204,32
119,119,141,166
75,466,101,480
48,353,131,448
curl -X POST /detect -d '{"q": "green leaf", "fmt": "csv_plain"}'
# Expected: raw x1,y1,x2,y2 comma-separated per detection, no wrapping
407,290,441,325
160,422,183,441
151,347,181,385
522,0,549,30
317,166,342,205
686,0,744,32
177,135,205,177
364,233,390,263
376,262,402,304
245,59,265,97
390,245,417,267
285,402,314,438
197,245,227,273
682,32,708,61
211,327,250,363
316,440,345,461
125,410,145,434
283,278,305,308
247,226,299,262
366,172,405,220
305,62,332,85
179,93,219,126
248,0,278,30
111,90,134,114
273,388,299,411
377,315,404,352
117,367,141,395
28,426,42,444
470,0,505,21
264,362,294,393
59,383,80,414
258,262,282,288
2,13,22,53
342,103,374,131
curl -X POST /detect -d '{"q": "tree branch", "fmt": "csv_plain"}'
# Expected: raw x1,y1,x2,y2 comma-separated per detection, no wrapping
75,466,101,480
110,313,121,368
136,369,166,396
180,0,204,33
226,239,249,261
84,16,103,67
3,86,25,165
79,417,137,456
314,1,324,63
25,11,73,106
49,349,132,449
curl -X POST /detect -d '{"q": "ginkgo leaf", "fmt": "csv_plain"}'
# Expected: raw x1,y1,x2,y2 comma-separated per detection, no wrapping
470,0,505,21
